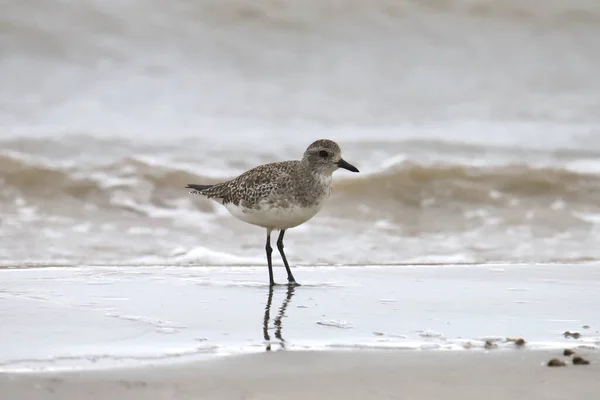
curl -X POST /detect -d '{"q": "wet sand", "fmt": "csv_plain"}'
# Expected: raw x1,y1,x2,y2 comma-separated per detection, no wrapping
2,349,599,400
1,263,599,398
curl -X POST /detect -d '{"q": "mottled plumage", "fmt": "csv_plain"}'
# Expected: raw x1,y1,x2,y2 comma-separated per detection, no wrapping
186,139,359,286
191,161,327,210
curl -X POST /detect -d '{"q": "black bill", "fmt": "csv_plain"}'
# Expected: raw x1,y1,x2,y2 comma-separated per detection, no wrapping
337,158,360,173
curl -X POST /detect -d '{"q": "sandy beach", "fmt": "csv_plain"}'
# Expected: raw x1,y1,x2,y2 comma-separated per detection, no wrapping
3,1,600,399
1,263,599,399
2,349,599,400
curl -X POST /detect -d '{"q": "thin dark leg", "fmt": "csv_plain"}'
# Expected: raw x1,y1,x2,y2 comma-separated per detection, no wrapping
276,230,298,285
266,230,275,286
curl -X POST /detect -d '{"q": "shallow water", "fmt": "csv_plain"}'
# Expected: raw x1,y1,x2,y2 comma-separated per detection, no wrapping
1,0,600,265
1,264,599,371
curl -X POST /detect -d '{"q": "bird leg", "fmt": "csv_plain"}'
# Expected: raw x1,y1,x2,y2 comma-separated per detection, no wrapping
266,229,275,286
277,230,298,285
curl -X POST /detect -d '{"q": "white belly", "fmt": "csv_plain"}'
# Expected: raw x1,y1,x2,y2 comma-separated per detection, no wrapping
224,201,323,230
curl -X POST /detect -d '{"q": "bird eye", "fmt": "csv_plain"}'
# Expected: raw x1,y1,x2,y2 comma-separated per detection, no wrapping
319,150,329,158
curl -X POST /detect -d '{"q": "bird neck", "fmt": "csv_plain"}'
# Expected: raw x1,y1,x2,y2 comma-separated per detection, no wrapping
300,159,336,177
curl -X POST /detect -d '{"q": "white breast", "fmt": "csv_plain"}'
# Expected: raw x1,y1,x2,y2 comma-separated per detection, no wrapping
224,201,325,230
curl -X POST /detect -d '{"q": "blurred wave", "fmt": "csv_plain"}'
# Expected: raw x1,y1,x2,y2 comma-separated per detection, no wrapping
1,0,599,136
1,0,600,265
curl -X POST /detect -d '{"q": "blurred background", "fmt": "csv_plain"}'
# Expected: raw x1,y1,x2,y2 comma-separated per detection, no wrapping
1,0,599,266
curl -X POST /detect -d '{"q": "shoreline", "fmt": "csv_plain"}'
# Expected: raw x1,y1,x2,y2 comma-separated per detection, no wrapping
2,340,597,375
3,259,600,269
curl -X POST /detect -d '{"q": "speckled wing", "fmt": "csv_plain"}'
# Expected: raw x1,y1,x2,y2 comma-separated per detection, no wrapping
187,161,299,208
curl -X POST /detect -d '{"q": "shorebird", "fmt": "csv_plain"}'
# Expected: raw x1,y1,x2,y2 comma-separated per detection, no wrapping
186,139,359,286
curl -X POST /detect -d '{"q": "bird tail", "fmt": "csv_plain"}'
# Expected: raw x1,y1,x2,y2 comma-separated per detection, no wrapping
186,184,214,194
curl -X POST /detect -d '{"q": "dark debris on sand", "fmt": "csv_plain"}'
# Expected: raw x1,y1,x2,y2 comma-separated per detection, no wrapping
547,359,567,367
572,356,590,365
563,349,575,357
506,337,526,348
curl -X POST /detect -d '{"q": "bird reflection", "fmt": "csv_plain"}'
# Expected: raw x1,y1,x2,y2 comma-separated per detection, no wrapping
263,284,296,351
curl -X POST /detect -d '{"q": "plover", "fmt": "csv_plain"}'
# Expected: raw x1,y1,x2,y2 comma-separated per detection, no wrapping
186,139,359,286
